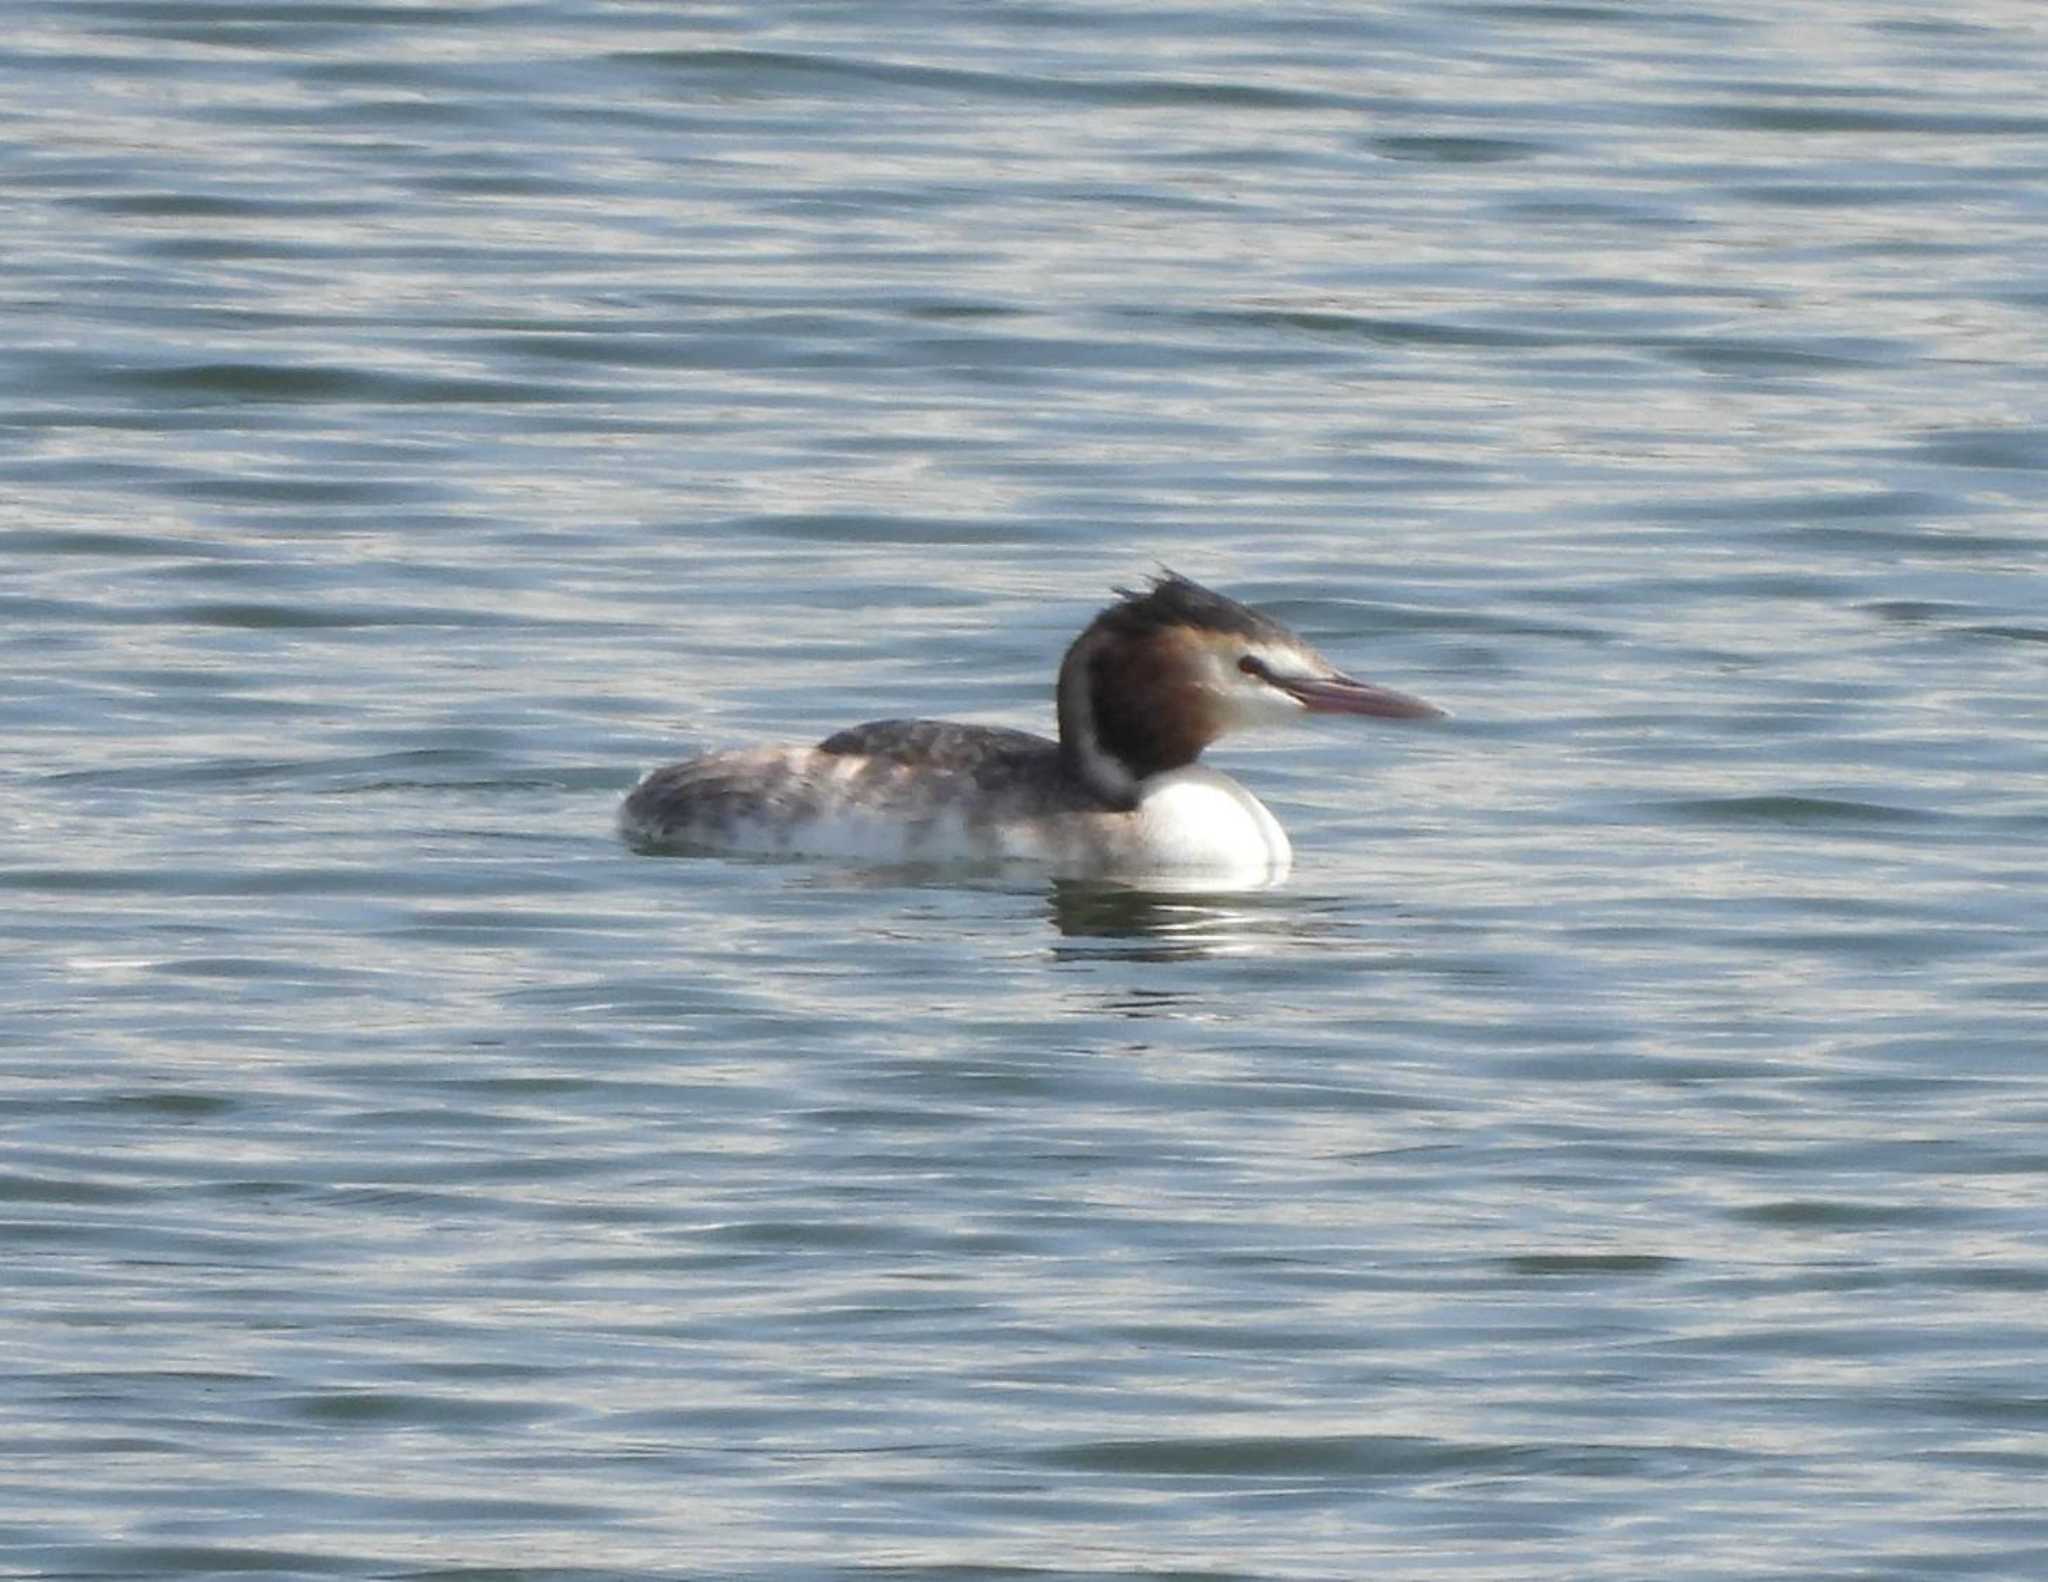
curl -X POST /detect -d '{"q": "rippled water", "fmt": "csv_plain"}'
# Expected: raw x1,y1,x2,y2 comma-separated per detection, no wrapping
6,2,2048,1578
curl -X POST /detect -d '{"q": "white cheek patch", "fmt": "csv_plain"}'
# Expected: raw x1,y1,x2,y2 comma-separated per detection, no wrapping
1221,642,1320,726
1242,640,1323,684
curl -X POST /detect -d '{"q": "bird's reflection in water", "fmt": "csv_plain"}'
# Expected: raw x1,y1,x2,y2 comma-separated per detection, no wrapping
783,860,1355,966
1047,875,1325,963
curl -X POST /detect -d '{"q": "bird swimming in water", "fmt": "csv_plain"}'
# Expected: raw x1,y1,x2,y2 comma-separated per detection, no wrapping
619,572,1443,883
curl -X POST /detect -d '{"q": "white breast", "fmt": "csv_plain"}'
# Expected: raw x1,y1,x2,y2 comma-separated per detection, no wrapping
1124,766,1293,885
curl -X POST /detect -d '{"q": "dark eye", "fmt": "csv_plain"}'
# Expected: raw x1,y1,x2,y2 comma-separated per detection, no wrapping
1238,655,1270,679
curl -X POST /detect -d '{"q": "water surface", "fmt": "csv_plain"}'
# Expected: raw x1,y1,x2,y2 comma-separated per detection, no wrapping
5,2,2047,1578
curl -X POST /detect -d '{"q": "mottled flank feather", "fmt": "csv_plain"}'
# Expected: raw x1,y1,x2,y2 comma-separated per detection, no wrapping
619,724,1120,864
817,719,1055,778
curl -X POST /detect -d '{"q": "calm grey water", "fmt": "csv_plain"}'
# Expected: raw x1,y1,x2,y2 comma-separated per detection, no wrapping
5,2,2048,1578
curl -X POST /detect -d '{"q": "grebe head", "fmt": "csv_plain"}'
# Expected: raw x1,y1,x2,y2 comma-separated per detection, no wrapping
1056,572,1444,807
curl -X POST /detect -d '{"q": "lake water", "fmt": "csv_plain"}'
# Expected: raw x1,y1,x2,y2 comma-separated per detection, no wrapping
5,2,2048,1577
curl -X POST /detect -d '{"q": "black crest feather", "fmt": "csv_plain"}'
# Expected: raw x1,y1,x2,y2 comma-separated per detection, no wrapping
1098,570,1284,643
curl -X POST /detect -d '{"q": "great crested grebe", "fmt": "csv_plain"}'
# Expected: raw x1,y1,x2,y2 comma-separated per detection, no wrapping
619,572,1443,882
